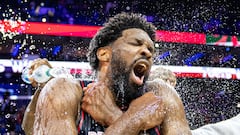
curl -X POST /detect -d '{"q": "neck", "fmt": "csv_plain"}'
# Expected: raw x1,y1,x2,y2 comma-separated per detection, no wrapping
97,62,110,83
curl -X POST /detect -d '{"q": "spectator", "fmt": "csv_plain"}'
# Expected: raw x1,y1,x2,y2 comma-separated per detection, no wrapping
0,90,17,135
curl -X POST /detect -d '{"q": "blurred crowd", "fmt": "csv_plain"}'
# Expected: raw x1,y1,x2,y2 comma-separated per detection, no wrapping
0,0,240,35
0,91,25,134
176,78,240,129
1,0,240,67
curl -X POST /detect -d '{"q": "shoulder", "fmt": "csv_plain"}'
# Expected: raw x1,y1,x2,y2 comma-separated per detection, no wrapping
47,77,82,88
38,78,83,105
146,80,191,134
34,78,82,134
43,78,82,94
146,79,183,111
146,79,179,98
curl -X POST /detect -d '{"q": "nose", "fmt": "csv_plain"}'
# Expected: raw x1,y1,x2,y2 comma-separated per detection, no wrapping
140,46,152,59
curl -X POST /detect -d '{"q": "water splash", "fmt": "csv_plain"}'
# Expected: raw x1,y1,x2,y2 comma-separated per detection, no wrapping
0,19,25,40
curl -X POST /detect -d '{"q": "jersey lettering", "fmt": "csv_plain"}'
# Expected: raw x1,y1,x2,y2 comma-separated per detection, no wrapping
88,131,104,135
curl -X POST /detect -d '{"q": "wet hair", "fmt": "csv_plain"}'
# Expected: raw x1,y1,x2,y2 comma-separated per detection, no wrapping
149,67,177,87
88,12,156,70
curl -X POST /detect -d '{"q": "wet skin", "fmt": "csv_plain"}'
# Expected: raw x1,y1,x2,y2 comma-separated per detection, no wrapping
82,28,191,135
22,58,52,135
32,28,191,135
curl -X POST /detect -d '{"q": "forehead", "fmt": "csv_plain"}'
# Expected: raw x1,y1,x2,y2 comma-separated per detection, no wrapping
121,28,153,43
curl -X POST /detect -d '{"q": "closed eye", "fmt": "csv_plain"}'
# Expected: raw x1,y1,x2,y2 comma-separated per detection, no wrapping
128,42,140,46
148,46,155,53
127,39,142,46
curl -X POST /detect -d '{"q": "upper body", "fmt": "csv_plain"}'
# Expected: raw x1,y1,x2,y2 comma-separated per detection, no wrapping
81,12,191,135
1,91,17,115
191,113,240,135
32,12,191,135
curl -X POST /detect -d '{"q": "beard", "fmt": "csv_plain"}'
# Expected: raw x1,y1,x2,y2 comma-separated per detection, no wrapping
108,53,147,110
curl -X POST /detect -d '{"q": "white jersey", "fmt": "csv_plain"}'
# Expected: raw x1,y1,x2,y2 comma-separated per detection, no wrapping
191,114,240,135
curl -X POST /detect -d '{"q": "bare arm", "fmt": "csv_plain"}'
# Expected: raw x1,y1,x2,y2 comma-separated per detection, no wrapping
81,82,123,126
151,79,191,135
105,79,191,135
33,78,83,135
21,58,53,135
104,92,165,135
22,89,41,135
106,80,191,135
160,88,191,135
82,80,191,135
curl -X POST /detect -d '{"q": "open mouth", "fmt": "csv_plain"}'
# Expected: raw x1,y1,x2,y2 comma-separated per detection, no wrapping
131,60,150,85
134,63,147,79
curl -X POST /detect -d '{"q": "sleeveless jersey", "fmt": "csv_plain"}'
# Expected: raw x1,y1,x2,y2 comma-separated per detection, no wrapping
77,110,105,135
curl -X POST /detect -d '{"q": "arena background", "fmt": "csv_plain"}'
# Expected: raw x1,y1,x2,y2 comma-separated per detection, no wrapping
0,0,240,134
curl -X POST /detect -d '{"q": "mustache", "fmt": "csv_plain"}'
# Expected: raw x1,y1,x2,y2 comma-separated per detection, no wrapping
133,56,150,63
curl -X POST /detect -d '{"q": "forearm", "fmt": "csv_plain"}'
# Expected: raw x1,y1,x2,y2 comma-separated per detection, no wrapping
104,111,141,135
104,91,168,134
105,106,123,126
22,89,41,135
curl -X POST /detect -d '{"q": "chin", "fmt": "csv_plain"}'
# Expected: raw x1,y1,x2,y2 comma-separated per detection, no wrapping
129,81,146,98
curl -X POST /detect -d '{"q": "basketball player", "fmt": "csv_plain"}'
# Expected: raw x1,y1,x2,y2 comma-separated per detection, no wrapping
28,12,191,135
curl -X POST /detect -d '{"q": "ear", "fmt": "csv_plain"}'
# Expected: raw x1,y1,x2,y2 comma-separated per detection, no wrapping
97,47,111,62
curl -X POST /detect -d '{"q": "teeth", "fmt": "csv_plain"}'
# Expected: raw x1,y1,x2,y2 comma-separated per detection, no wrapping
140,63,146,68
136,64,147,74
140,64,146,71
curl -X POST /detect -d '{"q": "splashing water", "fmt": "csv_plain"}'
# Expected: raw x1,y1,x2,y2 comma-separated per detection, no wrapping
21,64,97,85
0,19,25,40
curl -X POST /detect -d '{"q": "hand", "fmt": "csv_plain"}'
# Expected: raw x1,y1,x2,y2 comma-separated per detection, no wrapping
28,58,52,87
104,92,165,135
81,82,123,126
126,92,165,130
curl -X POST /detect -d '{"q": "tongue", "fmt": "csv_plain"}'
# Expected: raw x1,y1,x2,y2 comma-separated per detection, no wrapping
134,74,144,85
133,63,147,85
